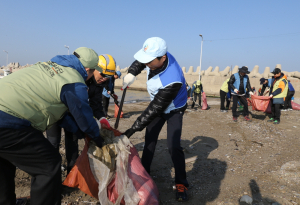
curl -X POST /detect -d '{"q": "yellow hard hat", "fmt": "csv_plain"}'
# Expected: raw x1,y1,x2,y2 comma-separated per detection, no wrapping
98,54,116,76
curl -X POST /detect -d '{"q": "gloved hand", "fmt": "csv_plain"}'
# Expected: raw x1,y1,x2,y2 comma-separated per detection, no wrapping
93,137,104,148
234,89,239,93
269,94,273,98
99,117,111,128
122,73,136,90
107,91,111,95
124,128,136,138
249,91,254,95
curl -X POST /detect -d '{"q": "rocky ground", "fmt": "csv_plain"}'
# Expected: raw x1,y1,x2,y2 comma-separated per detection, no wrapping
15,97,300,205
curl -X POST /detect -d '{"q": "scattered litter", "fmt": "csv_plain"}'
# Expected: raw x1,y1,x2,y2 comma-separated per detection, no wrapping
240,195,253,204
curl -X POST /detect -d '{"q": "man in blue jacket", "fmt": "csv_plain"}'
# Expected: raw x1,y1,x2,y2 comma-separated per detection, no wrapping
0,47,104,205
228,66,254,122
122,37,189,202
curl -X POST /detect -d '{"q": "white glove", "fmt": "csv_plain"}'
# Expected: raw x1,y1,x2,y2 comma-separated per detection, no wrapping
234,89,239,93
249,91,254,95
122,73,136,90
107,91,111,95
269,94,273,98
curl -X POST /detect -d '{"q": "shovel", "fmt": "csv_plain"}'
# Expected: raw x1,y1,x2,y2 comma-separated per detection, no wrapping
114,87,127,129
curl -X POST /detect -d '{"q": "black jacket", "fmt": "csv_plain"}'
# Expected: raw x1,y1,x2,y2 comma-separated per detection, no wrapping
86,76,105,119
228,72,252,94
128,58,184,132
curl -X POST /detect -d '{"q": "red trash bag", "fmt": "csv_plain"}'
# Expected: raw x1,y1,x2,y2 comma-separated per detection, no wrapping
292,101,300,110
114,104,124,118
201,92,208,110
251,95,271,112
113,95,124,118
265,101,272,114
63,125,159,205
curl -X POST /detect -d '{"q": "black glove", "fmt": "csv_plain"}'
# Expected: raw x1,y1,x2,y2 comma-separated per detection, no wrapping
93,137,104,148
124,128,136,138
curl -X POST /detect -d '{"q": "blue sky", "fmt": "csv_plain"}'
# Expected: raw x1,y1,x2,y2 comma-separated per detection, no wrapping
1,0,299,72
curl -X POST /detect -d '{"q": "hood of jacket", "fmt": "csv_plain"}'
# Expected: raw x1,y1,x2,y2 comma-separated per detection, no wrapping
50,55,88,81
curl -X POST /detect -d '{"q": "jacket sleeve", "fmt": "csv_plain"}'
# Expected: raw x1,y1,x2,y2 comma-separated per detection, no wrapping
246,77,253,93
228,74,236,91
59,83,103,144
131,83,183,132
128,60,146,76
260,85,266,96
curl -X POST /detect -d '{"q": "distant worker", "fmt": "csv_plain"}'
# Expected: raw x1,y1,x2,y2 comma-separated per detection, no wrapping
282,80,295,111
100,55,121,118
0,47,104,205
220,78,231,112
122,37,189,202
228,66,254,122
259,77,274,96
190,80,203,108
268,68,288,124
186,82,191,99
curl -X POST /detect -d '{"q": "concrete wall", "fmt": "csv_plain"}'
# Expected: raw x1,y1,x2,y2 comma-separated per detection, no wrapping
116,65,300,97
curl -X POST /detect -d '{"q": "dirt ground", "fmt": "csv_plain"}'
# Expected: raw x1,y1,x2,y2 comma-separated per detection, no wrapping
15,97,300,205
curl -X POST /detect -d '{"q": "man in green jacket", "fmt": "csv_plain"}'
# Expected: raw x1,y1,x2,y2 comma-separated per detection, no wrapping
0,47,104,205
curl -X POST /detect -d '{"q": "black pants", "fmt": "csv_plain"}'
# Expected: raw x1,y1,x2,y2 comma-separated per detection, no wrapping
102,95,110,116
232,95,249,117
220,90,230,110
271,101,281,121
191,93,201,108
283,91,295,109
46,123,78,173
141,110,189,187
0,126,61,205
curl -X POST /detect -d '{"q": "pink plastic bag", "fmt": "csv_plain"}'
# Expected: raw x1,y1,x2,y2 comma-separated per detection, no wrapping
107,146,159,205
292,101,300,110
201,92,208,110
251,95,272,112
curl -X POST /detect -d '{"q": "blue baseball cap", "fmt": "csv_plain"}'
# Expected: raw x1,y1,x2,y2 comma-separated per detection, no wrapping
115,71,121,78
134,37,168,63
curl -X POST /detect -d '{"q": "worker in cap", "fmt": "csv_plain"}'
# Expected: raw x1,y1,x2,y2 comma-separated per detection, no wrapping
220,78,231,112
190,80,203,109
0,47,105,205
97,54,121,118
122,37,189,202
46,54,117,175
267,68,288,124
259,77,274,96
228,66,254,122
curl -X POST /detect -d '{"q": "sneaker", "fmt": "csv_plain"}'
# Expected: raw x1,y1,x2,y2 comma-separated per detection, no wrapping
288,108,293,111
281,109,288,111
233,117,237,122
176,184,188,202
273,120,280,124
267,118,274,122
221,110,228,113
244,115,252,122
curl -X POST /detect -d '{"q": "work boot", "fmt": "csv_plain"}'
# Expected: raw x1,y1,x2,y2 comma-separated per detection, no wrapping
175,184,188,202
273,120,280,124
233,117,237,122
267,118,274,122
221,110,228,113
244,115,252,122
